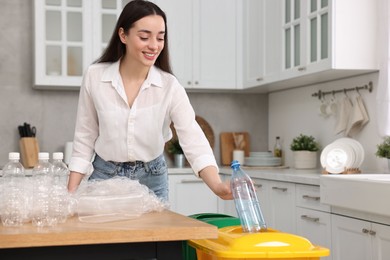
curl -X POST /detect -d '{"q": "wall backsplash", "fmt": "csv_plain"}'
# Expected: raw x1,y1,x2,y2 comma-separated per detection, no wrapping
268,72,387,173
0,0,268,168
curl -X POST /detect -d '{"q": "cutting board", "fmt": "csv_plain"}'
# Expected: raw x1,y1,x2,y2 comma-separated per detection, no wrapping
220,132,250,166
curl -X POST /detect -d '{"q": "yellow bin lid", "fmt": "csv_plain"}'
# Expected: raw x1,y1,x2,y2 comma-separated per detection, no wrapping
189,226,329,259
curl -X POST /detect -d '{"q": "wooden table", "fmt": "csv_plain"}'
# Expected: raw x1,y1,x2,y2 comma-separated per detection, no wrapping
0,210,217,260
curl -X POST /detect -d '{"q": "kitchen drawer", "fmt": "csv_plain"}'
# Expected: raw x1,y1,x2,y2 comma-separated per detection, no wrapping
296,184,330,212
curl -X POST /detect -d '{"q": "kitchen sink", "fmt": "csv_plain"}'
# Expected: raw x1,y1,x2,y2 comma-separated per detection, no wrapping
320,174,390,217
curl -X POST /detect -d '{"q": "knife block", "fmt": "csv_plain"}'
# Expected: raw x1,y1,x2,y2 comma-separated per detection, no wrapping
19,137,39,168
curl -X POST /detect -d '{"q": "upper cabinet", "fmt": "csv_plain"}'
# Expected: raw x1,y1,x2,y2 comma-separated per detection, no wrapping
263,0,379,91
33,0,130,89
154,0,264,90
34,0,378,91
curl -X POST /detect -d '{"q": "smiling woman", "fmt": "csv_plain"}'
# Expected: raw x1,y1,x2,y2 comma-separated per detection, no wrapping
67,0,232,204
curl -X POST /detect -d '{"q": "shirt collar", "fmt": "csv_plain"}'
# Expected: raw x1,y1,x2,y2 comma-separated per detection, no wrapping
101,60,163,89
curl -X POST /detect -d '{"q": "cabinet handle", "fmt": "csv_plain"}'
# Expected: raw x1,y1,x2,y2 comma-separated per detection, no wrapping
369,230,376,235
194,81,199,85
254,184,263,188
302,195,320,201
362,228,370,234
256,77,263,81
297,66,306,71
272,187,287,192
187,81,191,85
180,179,203,184
301,215,319,222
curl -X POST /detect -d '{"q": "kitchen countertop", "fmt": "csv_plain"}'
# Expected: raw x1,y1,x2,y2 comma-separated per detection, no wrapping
0,210,217,249
169,166,323,186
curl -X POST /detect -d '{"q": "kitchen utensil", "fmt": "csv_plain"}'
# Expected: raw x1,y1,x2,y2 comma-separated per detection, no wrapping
220,132,250,166
164,116,215,162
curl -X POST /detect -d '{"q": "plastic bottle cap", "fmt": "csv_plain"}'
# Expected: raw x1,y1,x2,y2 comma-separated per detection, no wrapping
8,152,20,160
38,152,50,160
52,152,64,160
231,160,240,168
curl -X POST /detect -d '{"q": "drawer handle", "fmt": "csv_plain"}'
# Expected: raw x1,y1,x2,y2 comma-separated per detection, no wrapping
297,66,306,71
301,215,319,222
302,195,320,201
272,187,287,192
254,184,263,188
362,228,376,235
181,179,203,184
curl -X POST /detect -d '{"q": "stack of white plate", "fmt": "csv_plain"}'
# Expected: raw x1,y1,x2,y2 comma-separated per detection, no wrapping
320,138,365,174
244,152,282,167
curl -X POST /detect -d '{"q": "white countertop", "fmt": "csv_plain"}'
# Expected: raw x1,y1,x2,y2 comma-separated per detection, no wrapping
168,166,323,186
1,167,323,186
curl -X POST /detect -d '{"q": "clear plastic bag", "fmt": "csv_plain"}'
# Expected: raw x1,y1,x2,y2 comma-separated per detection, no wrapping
73,177,169,223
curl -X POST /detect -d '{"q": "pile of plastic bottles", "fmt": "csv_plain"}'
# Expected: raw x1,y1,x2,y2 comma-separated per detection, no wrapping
0,152,70,227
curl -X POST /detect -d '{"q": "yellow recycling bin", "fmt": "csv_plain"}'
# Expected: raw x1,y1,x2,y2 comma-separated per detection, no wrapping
188,226,329,260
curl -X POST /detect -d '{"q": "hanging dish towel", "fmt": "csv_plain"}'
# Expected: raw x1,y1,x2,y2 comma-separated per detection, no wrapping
334,96,352,135
346,96,369,137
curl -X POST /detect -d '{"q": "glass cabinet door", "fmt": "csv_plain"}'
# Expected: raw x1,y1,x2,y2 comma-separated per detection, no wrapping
283,0,302,70
34,0,90,88
34,0,130,89
283,0,329,72
93,0,131,60
308,0,329,64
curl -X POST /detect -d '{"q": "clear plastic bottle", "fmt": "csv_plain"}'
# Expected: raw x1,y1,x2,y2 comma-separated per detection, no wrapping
230,160,267,233
50,152,70,224
32,152,54,227
274,136,282,158
1,152,26,226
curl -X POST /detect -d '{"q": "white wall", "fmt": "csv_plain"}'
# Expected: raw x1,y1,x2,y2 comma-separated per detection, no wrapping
268,72,388,173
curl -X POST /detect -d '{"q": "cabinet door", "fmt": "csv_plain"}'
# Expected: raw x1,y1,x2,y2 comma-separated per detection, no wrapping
372,223,390,260
268,181,295,233
239,0,265,88
331,214,372,260
192,0,237,89
168,175,218,216
153,0,193,88
296,207,332,259
34,0,93,88
92,0,131,60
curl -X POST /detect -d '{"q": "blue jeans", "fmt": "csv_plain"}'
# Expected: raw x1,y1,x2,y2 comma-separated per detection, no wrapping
89,154,169,202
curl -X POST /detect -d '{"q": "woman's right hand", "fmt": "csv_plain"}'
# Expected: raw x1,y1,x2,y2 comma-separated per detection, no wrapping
67,171,85,193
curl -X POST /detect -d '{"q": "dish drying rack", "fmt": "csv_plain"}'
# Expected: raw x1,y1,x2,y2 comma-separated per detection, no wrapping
311,81,373,100
321,167,361,175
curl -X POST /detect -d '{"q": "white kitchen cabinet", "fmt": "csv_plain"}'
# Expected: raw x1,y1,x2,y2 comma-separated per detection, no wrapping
295,184,332,259
168,174,218,216
154,0,264,90
34,0,130,89
220,177,295,233
267,180,296,233
332,214,390,260
264,0,378,91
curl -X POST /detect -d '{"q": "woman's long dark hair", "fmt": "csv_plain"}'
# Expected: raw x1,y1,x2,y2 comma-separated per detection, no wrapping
96,0,172,74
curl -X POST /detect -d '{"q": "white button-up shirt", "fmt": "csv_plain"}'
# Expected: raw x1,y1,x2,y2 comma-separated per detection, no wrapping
69,61,217,177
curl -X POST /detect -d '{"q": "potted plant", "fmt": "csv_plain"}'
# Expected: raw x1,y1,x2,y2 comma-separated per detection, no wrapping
290,134,320,169
376,136,390,170
166,138,186,168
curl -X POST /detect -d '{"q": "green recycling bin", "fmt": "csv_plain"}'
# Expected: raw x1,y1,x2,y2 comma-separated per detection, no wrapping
183,213,241,260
